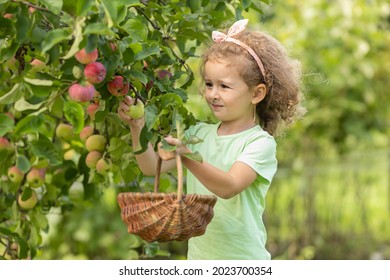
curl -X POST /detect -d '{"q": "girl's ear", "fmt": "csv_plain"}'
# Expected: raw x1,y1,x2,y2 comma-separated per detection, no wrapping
252,83,267,105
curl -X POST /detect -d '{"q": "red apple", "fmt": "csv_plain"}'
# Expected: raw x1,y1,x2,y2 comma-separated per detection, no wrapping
30,59,45,72
96,158,113,175
79,126,94,143
157,69,173,80
0,137,12,151
7,166,24,184
26,168,45,188
87,103,99,120
85,151,102,169
84,62,106,84
145,80,154,92
68,83,95,102
85,134,106,152
18,190,38,210
75,48,98,65
107,76,129,96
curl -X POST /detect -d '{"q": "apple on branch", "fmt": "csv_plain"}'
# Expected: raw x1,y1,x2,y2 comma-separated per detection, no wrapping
18,189,38,210
85,151,102,169
7,166,24,185
68,83,95,103
107,76,129,96
55,123,75,141
84,62,107,84
75,48,98,65
85,134,107,152
0,137,12,151
87,102,100,121
26,168,45,189
79,125,94,143
96,158,113,175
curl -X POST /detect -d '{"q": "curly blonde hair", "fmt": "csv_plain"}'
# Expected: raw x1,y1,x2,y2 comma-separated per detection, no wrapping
200,29,306,136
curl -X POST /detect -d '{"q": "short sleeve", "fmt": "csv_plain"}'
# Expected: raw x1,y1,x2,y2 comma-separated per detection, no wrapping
237,136,277,184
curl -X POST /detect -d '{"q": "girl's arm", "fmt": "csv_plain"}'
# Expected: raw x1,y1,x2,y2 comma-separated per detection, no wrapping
161,136,257,199
182,157,257,199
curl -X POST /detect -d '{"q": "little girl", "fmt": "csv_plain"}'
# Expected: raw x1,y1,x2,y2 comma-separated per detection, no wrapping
118,19,305,260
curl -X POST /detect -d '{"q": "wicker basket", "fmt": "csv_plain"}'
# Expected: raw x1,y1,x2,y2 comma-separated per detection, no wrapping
117,153,217,242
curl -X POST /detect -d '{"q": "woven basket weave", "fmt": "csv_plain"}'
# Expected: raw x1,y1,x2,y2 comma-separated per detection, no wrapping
117,154,217,242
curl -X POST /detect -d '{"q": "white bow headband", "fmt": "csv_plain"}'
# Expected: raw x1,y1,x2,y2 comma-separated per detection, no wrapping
212,19,266,77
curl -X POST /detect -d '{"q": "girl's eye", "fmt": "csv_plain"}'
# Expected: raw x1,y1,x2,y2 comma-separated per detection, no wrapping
205,82,213,88
221,84,230,89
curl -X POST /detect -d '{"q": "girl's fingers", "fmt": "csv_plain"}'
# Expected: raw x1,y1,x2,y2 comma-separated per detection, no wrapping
123,95,134,106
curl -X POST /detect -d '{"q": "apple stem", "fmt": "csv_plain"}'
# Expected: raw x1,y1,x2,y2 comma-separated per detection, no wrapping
128,83,147,104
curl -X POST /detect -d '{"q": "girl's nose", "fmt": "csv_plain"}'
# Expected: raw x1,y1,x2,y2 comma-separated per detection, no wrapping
209,87,220,101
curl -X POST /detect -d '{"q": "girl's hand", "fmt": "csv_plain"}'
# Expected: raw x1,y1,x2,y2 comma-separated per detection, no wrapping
157,136,192,161
118,96,145,130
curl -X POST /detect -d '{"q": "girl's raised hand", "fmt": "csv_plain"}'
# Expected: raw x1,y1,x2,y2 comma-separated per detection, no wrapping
118,96,145,129
157,136,192,161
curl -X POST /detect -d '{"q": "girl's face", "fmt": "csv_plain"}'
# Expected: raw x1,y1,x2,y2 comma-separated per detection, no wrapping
203,58,259,131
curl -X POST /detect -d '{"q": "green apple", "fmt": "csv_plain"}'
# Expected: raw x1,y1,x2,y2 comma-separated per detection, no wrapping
26,168,45,188
18,189,38,210
127,100,145,119
85,134,106,152
7,166,24,184
55,123,74,141
96,158,113,175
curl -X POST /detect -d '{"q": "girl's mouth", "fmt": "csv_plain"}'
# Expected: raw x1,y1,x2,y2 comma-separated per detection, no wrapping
210,103,223,110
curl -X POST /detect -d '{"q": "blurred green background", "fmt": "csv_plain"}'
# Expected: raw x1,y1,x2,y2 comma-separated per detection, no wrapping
35,0,390,260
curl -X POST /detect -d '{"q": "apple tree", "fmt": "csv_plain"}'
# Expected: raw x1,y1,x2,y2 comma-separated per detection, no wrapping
0,0,268,259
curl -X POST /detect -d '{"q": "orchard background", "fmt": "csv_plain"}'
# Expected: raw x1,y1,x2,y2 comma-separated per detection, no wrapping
1,0,390,260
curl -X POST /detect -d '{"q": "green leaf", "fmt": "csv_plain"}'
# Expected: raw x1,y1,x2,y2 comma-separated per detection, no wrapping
134,43,160,61
42,29,72,54
161,139,177,152
23,77,54,86
0,114,14,136
15,235,29,260
242,0,252,9
183,151,203,163
14,114,45,136
128,69,148,85
101,0,117,28
118,0,142,6
21,187,33,201
0,84,23,104
14,98,44,111
30,212,49,231
38,0,63,15
160,93,184,108
0,227,13,236
144,104,159,130
185,135,204,145
64,101,84,133
16,155,31,173
62,17,86,59
31,134,62,166
84,22,115,36
76,0,95,16
121,18,148,41
15,10,30,43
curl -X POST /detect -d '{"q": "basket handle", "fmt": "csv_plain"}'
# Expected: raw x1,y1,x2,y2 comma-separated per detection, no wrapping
153,152,183,201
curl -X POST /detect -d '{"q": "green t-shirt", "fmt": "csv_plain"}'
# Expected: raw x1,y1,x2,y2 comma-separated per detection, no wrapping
185,122,277,260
